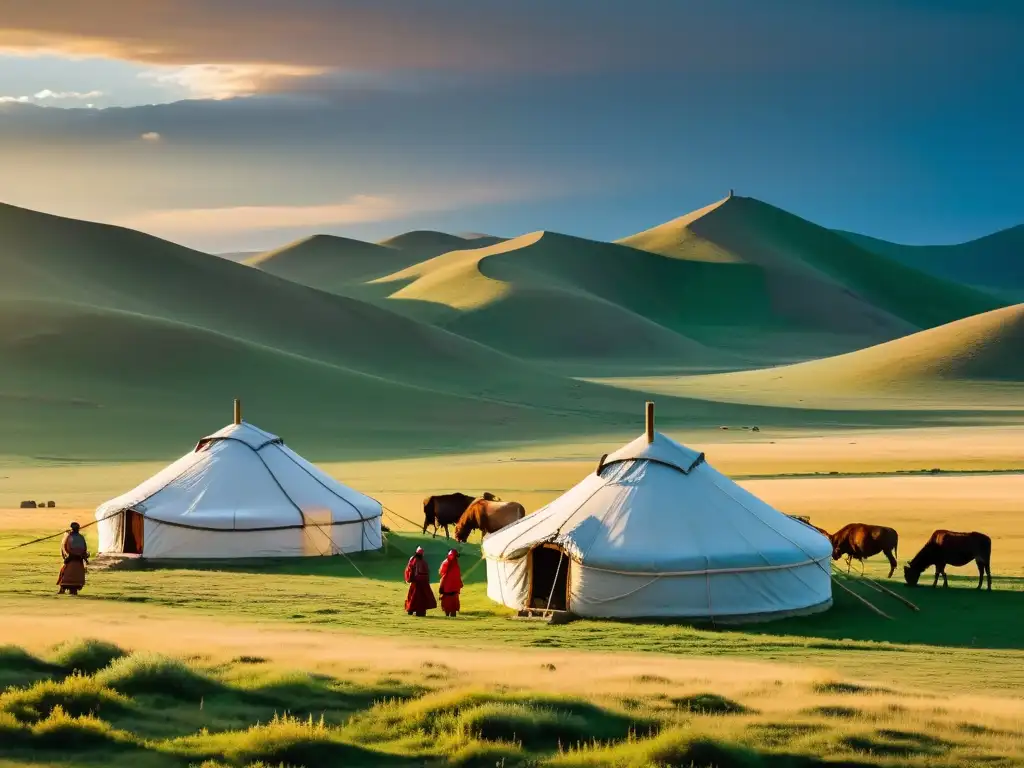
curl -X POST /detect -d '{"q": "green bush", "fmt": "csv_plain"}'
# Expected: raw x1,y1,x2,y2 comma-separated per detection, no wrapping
95,652,220,700
0,674,129,722
52,638,128,675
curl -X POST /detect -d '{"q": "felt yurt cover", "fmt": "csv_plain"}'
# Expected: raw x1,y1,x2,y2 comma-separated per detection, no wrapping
483,428,832,622
95,421,382,559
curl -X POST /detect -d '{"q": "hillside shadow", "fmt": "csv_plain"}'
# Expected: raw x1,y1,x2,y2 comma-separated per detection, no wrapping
731,575,1024,651
100,534,486,585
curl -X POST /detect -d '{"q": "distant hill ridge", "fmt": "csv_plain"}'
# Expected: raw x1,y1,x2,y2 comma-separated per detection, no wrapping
361,196,1002,364
836,224,1024,298
0,200,688,459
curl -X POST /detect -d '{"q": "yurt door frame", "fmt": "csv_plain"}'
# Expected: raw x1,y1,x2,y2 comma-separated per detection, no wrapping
528,543,569,611
121,509,145,555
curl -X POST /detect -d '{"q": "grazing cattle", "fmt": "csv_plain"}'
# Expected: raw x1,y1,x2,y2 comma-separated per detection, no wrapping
422,492,498,538
453,499,526,542
830,523,899,578
904,530,992,590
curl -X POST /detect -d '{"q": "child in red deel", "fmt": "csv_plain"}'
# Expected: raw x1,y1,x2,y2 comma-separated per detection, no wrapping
438,549,463,617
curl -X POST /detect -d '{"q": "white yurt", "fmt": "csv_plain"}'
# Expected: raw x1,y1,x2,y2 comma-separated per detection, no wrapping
483,405,832,622
95,402,382,559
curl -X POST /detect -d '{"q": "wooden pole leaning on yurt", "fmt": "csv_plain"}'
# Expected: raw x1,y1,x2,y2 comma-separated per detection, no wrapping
645,401,655,443
233,398,242,425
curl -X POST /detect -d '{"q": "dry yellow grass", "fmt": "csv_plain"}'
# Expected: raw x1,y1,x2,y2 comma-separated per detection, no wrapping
5,425,1023,511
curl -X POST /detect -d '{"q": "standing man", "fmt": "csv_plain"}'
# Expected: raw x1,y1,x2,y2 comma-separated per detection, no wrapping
404,546,437,617
438,549,463,617
57,522,89,596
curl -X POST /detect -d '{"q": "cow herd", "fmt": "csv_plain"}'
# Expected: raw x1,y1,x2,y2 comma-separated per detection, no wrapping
817,522,993,591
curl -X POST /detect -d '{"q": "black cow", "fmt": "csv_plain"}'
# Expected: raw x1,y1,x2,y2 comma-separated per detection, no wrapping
904,530,992,590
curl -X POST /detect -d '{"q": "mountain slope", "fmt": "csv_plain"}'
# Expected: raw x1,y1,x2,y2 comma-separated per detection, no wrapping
379,230,504,257
0,202,718,458
247,231,506,294
0,299,574,459
370,231,745,368
837,225,1024,298
594,305,1024,409
246,234,420,288
618,195,1003,335
369,198,1003,366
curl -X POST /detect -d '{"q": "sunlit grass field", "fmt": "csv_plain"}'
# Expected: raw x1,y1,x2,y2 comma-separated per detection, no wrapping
1,428,1022,766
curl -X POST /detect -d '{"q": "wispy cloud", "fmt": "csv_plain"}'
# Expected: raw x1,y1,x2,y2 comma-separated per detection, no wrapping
119,196,402,236
33,88,103,100
0,87,102,104
112,183,548,242
139,63,326,100
140,131,161,141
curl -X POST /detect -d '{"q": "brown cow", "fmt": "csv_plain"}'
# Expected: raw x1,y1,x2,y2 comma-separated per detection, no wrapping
830,523,899,578
422,492,498,538
904,530,992,590
453,499,526,542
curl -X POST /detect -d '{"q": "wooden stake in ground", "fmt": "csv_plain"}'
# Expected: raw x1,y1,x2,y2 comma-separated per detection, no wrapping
830,575,893,620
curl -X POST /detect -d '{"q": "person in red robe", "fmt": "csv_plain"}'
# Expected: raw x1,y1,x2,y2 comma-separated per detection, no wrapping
404,547,437,617
438,549,463,617
57,522,89,595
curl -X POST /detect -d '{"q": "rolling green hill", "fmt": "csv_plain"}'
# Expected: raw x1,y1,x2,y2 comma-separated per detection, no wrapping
0,202,754,459
837,225,1024,298
245,234,420,289
365,197,1002,367
619,195,1002,335
0,197,1019,460
593,304,1024,410
369,231,751,367
247,231,505,294
378,230,504,256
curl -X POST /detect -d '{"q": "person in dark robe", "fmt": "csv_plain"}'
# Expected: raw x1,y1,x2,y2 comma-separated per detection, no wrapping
438,549,463,617
57,522,89,595
404,546,437,617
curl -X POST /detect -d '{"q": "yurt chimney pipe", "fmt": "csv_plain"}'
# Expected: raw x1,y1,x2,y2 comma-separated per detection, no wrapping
645,401,654,443
233,398,242,425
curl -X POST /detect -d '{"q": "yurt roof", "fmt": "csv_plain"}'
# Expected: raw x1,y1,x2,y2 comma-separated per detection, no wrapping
482,428,830,576
95,417,381,532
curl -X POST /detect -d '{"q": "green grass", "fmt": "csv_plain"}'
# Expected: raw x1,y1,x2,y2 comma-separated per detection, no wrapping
0,645,1019,767
3,527,1023,694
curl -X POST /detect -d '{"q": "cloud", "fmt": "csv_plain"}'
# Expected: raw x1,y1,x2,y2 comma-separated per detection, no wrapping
0,1,1018,82
0,88,103,104
139,63,326,100
140,131,161,141
119,196,400,236
111,184,549,241
33,88,103,100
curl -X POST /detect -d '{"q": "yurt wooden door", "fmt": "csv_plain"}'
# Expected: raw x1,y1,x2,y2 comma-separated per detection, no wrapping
528,544,569,611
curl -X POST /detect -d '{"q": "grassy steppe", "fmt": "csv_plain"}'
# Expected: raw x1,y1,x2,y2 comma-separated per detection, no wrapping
1,636,1022,768
1,430,1022,766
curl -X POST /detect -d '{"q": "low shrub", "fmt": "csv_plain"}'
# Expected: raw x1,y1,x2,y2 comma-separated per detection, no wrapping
0,674,129,722
95,652,220,700
51,638,128,675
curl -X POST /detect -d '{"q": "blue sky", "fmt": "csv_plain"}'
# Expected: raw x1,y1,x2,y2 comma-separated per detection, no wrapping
0,1,1020,252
